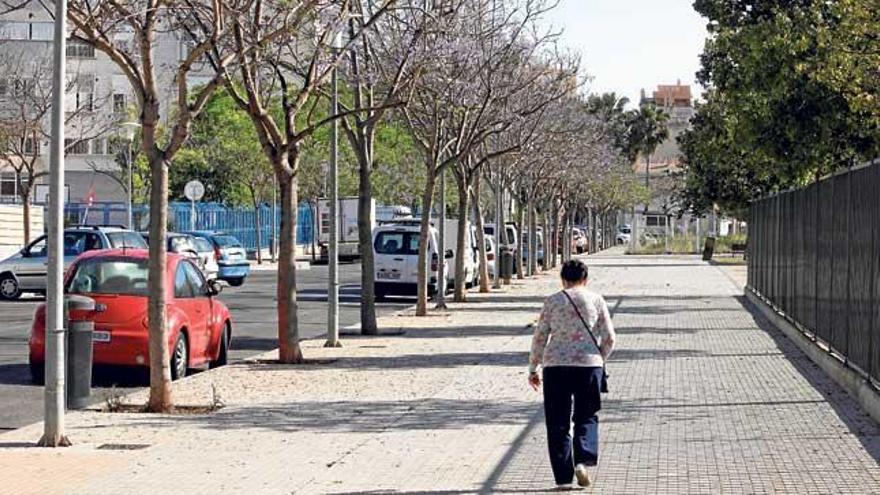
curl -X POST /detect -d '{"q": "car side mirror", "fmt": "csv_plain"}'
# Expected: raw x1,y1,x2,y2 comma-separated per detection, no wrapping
445,249,454,259
207,279,223,297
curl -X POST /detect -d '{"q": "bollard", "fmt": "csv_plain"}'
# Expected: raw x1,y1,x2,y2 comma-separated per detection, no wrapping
65,294,95,410
702,236,716,261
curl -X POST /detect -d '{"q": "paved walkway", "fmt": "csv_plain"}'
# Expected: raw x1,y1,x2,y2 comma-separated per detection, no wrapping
1,251,879,494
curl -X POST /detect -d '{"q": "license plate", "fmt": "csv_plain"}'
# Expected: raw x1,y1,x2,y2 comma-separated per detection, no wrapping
377,272,401,280
92,331,111,343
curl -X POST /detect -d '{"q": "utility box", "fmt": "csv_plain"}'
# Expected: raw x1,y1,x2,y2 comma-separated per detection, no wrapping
500,246,514,282
702,236,716,261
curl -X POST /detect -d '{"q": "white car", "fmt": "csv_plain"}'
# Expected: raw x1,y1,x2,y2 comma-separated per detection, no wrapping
485,235,497,278
192,236,219,280
616,226,632,245
372,223,449,299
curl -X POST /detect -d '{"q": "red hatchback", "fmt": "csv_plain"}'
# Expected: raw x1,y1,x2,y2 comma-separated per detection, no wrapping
29,249,232,383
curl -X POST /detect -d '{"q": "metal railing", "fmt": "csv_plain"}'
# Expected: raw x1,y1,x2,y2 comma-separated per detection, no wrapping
749,162,880,384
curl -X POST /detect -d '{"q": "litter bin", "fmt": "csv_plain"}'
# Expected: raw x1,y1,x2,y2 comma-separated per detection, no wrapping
65,294,95,410
702,236,716,261
500,246,514,282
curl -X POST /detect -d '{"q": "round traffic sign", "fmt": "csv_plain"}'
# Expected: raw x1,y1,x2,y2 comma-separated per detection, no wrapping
184,180,205,201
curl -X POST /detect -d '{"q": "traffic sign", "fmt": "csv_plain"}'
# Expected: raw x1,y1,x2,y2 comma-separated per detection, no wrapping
184,180,205,201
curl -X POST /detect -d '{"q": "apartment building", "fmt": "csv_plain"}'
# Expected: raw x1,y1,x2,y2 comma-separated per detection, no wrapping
0,3,211,208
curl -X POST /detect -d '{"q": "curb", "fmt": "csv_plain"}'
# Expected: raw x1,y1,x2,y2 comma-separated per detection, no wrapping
745,288,880,426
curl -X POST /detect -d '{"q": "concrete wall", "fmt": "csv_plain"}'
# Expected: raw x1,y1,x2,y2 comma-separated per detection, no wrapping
0,204,44,258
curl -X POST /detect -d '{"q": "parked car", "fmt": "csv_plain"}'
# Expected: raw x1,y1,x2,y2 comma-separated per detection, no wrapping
0,226,147,300
485,234,497,278
372,223,449,299
139,231,205,269
521,230,545,265
192,237,219,280
184,231,250,287
616,225,632,245
572,228,588,254
28,249,232,383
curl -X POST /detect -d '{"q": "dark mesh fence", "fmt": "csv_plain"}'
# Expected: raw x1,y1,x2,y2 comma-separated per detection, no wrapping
749,164,880,383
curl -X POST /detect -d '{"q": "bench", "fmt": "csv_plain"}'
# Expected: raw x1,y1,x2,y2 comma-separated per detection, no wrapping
730,242,747,258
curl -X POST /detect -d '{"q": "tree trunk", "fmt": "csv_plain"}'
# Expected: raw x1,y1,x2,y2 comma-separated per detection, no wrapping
254,201,263,264
146,154,172,413
277,167,303,363
515,198,525,280
528,199,538,276
357,143,378,335
416,166,437,316
473,174,491,293
541,202,550,271
453,172,469,302
21,189,31,245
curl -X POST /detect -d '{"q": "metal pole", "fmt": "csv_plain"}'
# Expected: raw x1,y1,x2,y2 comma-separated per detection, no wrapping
493,171,502,289
271,176,277,263
190,200,196,231
127,141,133,229
436,169,447,308
39,0,69,448
325,34,341,348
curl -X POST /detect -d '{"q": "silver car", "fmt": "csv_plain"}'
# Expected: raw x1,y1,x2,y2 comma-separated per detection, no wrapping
0,226,147,300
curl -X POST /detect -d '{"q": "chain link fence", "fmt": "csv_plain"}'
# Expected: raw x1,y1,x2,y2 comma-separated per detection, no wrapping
749,162,880,385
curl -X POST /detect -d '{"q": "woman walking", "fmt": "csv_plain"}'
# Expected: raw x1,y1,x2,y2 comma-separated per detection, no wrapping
528,259,616,490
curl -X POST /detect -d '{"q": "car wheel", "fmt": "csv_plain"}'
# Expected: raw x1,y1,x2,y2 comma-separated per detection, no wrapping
210,322,231,369
171,333,189,380
0,274,22,301
227,277,245,287
29,361,44,385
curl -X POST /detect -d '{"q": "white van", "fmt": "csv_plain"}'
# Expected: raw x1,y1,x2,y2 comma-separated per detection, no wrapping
442,220,480,289
372,223,449,298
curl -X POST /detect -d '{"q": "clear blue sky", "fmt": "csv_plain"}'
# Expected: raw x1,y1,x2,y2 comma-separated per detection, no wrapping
545,0,709,107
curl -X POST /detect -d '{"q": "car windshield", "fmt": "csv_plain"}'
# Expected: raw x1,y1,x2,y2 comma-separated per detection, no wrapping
67,258,149,296
374,232,420,255
105,231,148,249
168,236,195,253
213,235,242,248
194,238,213,252
619,227,631,234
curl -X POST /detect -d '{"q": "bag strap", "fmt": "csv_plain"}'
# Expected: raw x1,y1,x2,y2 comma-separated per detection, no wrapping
562,290,604,358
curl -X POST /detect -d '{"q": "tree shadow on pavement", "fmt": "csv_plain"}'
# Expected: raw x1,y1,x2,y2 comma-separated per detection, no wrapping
108,397,541,436
736,295,880,462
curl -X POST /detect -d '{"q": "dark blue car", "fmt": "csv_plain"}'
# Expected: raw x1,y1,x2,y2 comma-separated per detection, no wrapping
184,231,250,287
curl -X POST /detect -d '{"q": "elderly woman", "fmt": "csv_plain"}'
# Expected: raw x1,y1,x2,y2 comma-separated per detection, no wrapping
528,259,616,490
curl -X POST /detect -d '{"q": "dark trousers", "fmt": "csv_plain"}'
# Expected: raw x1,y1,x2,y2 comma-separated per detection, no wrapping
542,366,603,485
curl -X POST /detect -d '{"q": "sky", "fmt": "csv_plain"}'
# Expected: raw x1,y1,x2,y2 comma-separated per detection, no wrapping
544,0,709,107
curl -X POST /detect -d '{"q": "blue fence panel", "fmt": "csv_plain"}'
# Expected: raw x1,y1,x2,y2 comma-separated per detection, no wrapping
60,201,314,252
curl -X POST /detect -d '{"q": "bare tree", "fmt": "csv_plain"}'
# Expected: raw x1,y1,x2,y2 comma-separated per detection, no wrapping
213,0,396,362
0,50,117,243
62,0,265,411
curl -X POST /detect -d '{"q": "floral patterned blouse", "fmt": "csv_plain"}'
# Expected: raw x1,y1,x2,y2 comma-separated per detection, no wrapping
528,287,616,373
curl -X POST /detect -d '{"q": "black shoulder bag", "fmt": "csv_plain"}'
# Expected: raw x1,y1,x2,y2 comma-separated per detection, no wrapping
562,290,609,393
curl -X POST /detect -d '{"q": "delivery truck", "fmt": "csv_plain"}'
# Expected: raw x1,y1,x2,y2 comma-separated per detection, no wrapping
317,197,376,262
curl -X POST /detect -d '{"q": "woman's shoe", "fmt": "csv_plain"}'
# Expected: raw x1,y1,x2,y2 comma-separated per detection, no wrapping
574,464,592,487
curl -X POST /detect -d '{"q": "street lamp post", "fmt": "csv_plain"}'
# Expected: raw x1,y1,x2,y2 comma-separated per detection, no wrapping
325,32,343,348
120,122,141,230
38,0,69,448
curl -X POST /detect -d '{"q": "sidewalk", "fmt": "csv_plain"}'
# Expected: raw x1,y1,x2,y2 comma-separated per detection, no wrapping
2,251,879,494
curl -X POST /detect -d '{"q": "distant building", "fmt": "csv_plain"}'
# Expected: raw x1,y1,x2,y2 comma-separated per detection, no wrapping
632,81,696,233
0,4,212,210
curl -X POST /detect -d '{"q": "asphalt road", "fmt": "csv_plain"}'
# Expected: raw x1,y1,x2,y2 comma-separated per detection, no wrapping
0,262,412,431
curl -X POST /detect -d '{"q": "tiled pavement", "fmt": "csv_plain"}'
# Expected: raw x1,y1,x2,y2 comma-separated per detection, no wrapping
1,252,879,494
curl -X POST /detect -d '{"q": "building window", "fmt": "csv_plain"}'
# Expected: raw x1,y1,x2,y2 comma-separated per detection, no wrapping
646,215,667,227
66,38,95,58
72,75,95,111
0,22,30,40
113,93,126,113
30,22,53,41
0,172,17,200
23,137,40,156
65,139,90,155
12,78,35,98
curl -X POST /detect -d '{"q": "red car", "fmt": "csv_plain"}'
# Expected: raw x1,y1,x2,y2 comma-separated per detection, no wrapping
29,249,232,383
